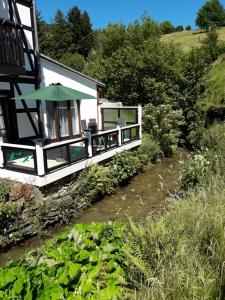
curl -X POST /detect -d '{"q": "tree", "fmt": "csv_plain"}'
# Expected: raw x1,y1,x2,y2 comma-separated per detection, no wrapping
196,0,225,30
36,9,54,56
50,10,71,60
186,25,192,31
160,21,175,34
68,6,94,58
143,104,184,156
60,52,86,72
202,27,220,62
176,25,184,32
79,11,94,57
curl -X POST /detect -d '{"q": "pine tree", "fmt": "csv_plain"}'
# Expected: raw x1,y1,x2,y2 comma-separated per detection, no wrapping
68,6,94,57
51,10,71,59
68,6,83,53
80,11,94,57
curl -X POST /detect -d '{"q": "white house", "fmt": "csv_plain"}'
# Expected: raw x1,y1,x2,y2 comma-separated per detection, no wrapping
0,0,141,186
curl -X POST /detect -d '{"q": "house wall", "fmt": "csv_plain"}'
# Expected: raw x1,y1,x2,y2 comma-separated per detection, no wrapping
40,58,98,139
0,0,38,141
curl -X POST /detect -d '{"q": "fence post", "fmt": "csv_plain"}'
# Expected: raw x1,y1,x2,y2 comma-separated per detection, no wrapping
0,137,4,168
34,139,45,176
117,125,122,146
138,104,142,140
85,131,93,158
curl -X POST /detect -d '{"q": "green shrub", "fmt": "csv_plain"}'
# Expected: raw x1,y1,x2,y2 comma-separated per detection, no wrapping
143,104,184,156
0,182,10,203
76,165,119,202
137,134,162,162
110,150,148,183
0,201,18,233
179,154,210,190
125,176,225,299
180,123,225,190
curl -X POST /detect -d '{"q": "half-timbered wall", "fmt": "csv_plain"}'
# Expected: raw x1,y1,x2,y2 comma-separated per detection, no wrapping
0,0,40,143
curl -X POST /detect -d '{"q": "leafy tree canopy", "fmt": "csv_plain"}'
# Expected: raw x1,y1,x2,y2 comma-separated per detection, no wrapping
185,25,192,31
176,25,184,32
160,21,175,34
196,0,225,30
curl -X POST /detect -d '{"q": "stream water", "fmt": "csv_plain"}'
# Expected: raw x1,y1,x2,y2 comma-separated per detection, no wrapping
0,148,189,267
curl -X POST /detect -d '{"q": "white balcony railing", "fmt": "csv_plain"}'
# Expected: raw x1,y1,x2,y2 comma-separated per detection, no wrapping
0,105,142,186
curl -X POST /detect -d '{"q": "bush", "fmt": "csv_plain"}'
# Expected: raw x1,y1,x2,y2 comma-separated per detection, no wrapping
201,122,225,175
110,151,148,183
0,201,18,233
137,134,162,162
179,123,225,190
75,165,118,202
74,136,161,202
143,104,184,156
0,182,10,203
179,154,210,190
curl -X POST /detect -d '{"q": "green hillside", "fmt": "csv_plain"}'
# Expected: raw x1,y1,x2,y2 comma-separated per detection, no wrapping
162,27,225,51
205,53,225,107
162,29,225,108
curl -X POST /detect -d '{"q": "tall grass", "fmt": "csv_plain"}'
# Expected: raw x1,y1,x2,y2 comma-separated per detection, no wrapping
125,177,225,299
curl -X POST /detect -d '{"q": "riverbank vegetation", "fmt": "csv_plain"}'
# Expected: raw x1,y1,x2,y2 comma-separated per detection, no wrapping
1,124,225,299
0,134,161,250
125,122,225,299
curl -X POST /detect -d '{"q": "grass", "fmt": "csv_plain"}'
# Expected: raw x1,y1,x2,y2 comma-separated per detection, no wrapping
161,27,225,52
204,54,225,107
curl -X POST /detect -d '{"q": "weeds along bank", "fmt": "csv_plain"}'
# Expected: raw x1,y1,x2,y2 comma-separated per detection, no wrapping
0,135,161,251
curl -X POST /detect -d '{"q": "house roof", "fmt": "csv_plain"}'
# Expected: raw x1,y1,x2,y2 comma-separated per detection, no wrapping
40,54,105,88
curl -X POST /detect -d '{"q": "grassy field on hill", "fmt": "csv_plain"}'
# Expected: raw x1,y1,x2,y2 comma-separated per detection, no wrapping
162,28,225,107
162,27,225,51
205,53,225,106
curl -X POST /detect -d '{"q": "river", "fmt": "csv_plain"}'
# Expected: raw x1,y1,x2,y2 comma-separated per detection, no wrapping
0,148,189,267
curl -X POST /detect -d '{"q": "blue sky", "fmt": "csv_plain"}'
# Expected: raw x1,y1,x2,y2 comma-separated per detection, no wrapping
36,0,225,29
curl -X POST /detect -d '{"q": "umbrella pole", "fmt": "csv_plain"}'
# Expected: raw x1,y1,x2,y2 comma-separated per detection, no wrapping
37,100,44,139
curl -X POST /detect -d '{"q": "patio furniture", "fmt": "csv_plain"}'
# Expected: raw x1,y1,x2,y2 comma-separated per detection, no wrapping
81,119,88,131
117,118,126,127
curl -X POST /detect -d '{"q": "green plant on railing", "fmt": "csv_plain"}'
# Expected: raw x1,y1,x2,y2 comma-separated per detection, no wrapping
22,155,30,163
15,151,22,157
123,131,130,140
8,152,15,162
